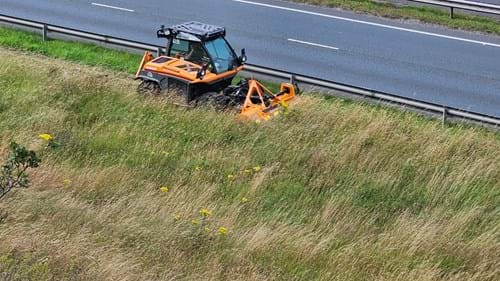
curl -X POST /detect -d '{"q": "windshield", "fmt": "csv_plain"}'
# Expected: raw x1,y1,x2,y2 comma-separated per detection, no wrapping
203,37,237,73
170,39,210,66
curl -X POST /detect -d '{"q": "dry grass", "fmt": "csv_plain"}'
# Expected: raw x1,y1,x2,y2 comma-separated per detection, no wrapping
0,48,499,280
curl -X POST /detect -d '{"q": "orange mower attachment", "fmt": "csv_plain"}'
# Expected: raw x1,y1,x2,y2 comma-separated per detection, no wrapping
238,79,296,121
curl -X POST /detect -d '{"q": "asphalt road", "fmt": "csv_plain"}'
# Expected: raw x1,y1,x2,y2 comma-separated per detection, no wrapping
1,0,500,117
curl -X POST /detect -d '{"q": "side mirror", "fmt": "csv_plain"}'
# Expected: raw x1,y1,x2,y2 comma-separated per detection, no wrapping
157,25,168,38
239,48,247,64
197,64,208,80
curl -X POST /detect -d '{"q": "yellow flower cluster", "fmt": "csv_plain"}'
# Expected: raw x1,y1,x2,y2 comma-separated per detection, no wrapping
244,165,262,174
227,165,262,181
218,227,228,235
173,208,229,237
160,186,169,193
199,208,212,217
39,133,53,142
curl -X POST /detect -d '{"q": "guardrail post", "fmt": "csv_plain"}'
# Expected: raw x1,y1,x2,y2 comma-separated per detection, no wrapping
42,24,48,41
442,107,448,127
450,7,454,19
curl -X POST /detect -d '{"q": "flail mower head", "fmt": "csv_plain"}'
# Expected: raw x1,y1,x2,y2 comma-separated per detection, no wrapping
227,79,297,121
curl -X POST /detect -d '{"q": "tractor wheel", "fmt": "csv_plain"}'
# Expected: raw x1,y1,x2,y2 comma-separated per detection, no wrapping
137,80,161,96
197,92,232,110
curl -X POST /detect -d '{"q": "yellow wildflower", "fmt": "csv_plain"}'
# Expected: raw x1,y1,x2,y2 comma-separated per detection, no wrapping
204,227,211,233
199,208,212,217
218,227,228,235
191,219,199,225
173,214,181,221
195,166,201,171
39,133,53,142
241,197,249,203
253,166,261,172
160,186,169,193
244,169,252,174
63,179,72,186
227,174,235,180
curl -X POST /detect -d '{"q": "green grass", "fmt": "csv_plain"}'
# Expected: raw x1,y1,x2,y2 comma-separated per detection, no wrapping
290,0,500,35
0,26,140,74
0,44,499,280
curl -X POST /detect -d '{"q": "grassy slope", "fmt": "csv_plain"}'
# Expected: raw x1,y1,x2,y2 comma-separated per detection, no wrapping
0,44,499,281
289,0,500,35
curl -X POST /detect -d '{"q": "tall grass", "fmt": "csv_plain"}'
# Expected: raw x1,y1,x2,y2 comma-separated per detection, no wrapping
0,48,499,280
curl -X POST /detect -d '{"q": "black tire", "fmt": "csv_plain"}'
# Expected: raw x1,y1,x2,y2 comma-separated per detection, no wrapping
137,80,161,96
196,92,232,110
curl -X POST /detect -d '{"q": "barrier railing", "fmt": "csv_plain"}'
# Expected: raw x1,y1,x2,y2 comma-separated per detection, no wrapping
408,0,500,18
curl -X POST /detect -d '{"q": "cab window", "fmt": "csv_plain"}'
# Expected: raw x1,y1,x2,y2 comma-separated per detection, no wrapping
170,39,210,66
203,37,237,73
170,39,189,56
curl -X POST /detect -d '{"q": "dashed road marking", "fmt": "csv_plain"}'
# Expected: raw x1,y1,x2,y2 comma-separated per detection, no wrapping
91,2,135,12
288,38,339,50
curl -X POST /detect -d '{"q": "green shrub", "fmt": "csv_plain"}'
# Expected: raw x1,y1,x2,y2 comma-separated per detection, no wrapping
0,142,41,198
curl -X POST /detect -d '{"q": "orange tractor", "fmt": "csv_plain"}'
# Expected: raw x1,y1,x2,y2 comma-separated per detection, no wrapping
135,21,297,121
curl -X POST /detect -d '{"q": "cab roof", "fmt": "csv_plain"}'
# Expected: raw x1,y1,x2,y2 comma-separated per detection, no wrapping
157,21,226,42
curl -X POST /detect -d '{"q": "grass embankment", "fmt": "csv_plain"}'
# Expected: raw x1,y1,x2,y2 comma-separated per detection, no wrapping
289,0,500,35
0,39,499,280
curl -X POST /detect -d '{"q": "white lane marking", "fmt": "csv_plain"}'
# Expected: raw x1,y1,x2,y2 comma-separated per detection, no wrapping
91,2,135,12
288,38,339,50
234,0,500,48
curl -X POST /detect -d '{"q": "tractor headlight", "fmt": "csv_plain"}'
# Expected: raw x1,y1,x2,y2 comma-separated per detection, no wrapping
197,68,207,79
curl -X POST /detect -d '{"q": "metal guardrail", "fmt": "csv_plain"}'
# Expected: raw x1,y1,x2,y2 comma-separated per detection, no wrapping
408,0,500,18
0,13,499,127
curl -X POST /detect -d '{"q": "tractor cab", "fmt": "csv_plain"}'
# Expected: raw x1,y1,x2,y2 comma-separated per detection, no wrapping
136,21,247,101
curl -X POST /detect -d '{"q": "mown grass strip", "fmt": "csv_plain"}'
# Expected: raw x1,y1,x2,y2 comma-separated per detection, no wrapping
0,26,140,74
290,0,500,35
